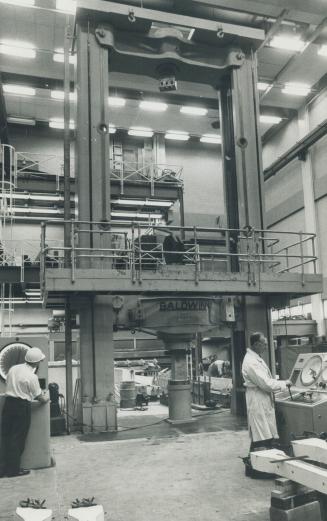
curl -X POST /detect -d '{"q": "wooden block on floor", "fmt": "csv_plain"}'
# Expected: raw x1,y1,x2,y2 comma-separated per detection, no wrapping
15,508,52,521
270,501,322,521
271,490,317,510
68,505,104,521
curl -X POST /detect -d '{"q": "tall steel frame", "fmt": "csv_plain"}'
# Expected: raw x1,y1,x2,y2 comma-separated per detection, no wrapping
68,1,321,428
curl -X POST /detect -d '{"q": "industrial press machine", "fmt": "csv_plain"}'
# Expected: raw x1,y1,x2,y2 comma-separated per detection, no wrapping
275,353,327,446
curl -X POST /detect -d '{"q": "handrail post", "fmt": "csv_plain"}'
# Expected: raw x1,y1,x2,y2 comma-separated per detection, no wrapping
194,226,199,285
120,160,124,195
137,223,142,282
226,229,231,271
150,163,154,197
40,222,46,297
131,222,136,283
71,221,75,283
312,235,317,274
299,230,305,286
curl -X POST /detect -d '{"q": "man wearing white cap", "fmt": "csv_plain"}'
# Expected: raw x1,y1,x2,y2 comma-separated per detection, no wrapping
1,347,49,478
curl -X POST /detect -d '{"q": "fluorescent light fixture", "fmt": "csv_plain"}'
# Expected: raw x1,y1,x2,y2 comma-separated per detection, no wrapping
200,134,222,144
0,39,36,58
7,116,35,126
260,115,282,125
108,96,126,107
56,0,76,14
115,199,172,207
318,45,327,57
49,118,75,130
53,48,76,64
282,82,311,96
180,106,207,116
50,90,77,101
270,35,305,52
165,131,189,141
0,0,34,5
3,84,35,96
109,125,116,134
111,211,163,219
128,127,153,137
257,82,271,91
139,101,168,112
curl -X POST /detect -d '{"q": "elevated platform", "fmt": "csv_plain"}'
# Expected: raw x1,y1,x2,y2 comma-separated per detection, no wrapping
43,266,322,303
17,176,182,201
40,221,323,307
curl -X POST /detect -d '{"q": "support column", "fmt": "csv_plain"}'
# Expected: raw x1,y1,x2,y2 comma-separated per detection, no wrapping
78,296,116,432
220,55,273,414
162,335,192,424
75,22,116,431
298,108,325,337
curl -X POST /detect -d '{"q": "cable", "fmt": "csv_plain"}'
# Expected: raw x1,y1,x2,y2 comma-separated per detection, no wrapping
62,406,227,433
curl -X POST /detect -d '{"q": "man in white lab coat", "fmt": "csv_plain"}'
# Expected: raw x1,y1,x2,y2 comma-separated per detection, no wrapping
242,332,292,455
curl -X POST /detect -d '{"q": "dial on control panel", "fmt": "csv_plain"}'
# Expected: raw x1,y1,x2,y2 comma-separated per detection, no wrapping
300,355,322,386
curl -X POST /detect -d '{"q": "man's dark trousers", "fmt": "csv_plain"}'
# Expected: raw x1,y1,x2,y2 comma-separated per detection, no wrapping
1,396,31,476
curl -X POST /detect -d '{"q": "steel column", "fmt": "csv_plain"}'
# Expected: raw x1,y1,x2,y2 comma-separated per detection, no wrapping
220,56,274,411
75,22,116,431
298,107,325,337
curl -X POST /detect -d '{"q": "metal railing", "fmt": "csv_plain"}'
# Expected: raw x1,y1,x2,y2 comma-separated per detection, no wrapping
12,151,183,196
0,145,17,234
39,221,318,288
110,160,183,195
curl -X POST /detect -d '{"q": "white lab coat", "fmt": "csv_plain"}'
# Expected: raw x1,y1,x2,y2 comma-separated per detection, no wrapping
242,348,287,442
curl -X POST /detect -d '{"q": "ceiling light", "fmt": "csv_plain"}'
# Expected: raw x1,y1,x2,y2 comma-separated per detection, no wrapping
109,125,116,134
111,211,163,219
139,101,168,112
7,116,35,126
108,96,126,107
165,131,189,141
260,115,282,125
49,118,75,130
318,45,327,57
53,48,76,64
128,127,153,137
270,35,305,52
200,134,222,144
0,39,36,58
115,199,173,207
282,82,311,96
0,0,34,5
3,84,35,96
180,106,208,116
56,0,76,14
257,82,271,91
50,90,77,101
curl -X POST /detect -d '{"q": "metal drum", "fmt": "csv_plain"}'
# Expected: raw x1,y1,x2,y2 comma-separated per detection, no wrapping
120,381,136,409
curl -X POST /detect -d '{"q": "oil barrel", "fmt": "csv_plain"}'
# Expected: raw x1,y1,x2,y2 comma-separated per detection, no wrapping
120,381,136,409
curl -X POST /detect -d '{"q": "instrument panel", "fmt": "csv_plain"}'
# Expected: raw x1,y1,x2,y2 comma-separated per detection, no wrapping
290,353,327,388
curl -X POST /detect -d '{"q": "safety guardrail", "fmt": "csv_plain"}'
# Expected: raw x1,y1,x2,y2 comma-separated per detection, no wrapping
39,221,318,290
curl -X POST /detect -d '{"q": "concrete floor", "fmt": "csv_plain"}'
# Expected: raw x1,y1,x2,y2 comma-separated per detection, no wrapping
1,408,274,521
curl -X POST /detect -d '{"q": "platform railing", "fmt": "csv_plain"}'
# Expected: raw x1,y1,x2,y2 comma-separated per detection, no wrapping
110,160,183,195
39,221,318,290
12,151,183,196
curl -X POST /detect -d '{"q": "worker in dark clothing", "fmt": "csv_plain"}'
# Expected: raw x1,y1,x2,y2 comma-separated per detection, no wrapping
0,347,49,478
